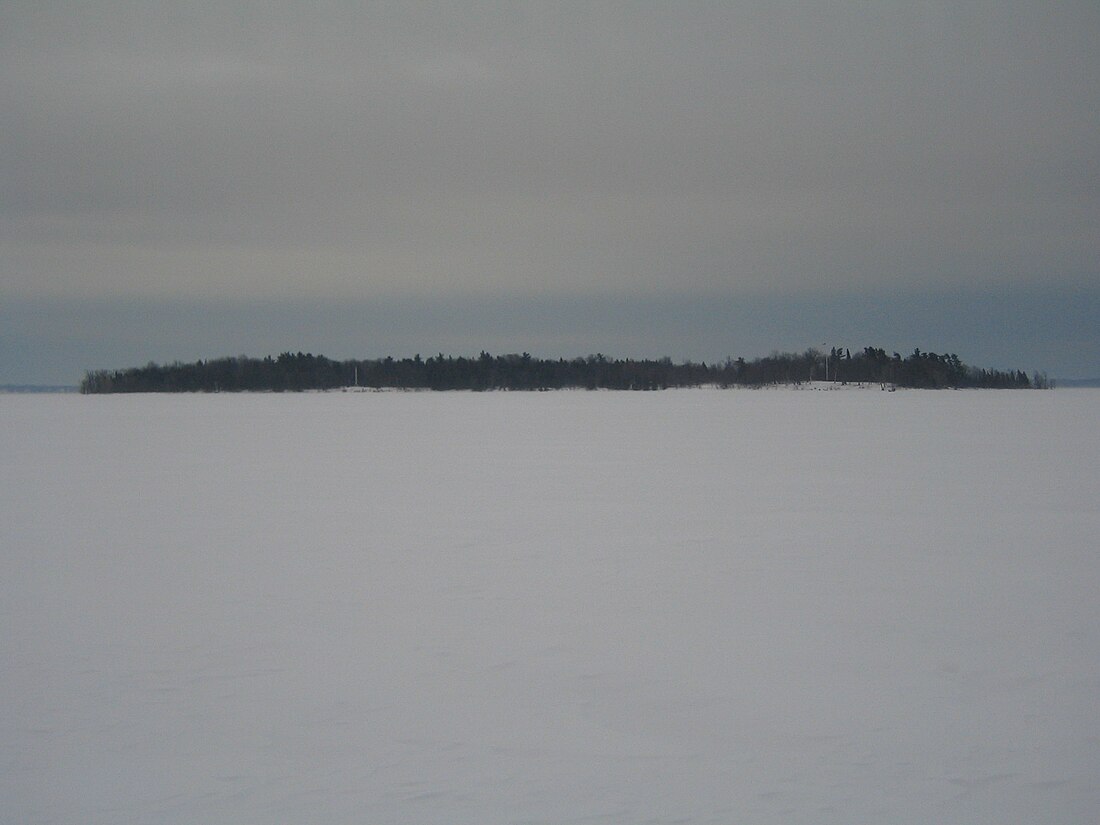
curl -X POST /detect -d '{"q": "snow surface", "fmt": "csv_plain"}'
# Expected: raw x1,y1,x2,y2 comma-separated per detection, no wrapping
2,388,1098,824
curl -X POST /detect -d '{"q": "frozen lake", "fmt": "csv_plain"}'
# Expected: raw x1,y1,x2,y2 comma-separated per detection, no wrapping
2,388,1098,824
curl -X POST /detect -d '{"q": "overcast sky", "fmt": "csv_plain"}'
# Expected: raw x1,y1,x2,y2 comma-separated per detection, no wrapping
3,1,1098,384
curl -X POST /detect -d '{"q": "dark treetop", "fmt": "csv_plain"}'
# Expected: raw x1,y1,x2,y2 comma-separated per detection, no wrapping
81,348,1042,393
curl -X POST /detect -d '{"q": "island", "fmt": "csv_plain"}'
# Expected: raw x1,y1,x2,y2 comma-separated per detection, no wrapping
80,347,1045,393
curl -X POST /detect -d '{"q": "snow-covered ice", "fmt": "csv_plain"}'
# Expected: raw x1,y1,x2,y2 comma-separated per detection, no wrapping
2,388,1098,824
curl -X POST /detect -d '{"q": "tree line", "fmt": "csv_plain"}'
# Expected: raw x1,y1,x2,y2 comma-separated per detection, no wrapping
80,347,1042,393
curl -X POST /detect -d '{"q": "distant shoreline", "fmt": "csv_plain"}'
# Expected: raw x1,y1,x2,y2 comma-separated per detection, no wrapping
1052,378,1100,388
0,385,78,394
80,348,1044,393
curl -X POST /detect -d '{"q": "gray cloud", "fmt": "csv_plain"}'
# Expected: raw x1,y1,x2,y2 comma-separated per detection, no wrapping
2,2,1098,379
6,284,1098,385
